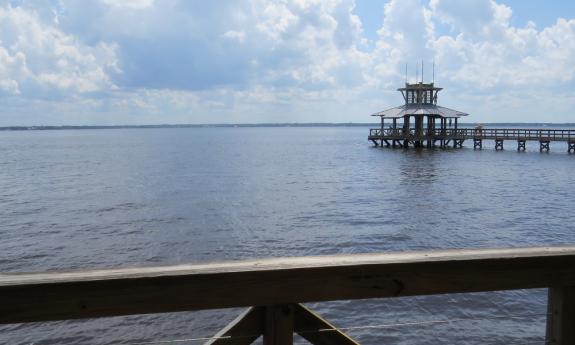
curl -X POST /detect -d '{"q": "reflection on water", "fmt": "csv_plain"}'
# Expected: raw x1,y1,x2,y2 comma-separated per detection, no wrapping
0,127,573,344
399,149,439,186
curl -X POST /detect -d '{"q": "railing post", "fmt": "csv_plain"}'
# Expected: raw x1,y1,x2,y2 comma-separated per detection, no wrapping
264,305,294,345
546,286,575,345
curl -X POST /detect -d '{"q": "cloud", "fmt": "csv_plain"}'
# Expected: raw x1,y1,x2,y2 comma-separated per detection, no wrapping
0,4,118,100
0,0,574,125
430,0,512,39
51,0,372,93
222,30,246,43
100,0,154,9
428,2,575,90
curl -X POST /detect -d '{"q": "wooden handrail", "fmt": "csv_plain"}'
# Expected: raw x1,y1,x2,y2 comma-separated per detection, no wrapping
1,246,574,344
369,127,575,141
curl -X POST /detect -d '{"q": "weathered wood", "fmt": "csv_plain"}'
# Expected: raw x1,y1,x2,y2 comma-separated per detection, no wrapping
294,304,359,345
517,139,526,151
1,247,575,324
368,128,575,151
264,305,293,345
473,138,482,149
205,307,264,345
546,286,575,345
206,303,360,345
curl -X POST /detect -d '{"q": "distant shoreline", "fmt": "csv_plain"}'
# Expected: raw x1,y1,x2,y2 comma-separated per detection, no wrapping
1,123,575,131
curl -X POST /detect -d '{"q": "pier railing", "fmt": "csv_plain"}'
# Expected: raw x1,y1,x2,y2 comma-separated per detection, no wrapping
1,246,575,344
369,128,575,141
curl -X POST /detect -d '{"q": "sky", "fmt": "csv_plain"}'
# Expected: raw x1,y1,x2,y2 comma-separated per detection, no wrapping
0,0,574,125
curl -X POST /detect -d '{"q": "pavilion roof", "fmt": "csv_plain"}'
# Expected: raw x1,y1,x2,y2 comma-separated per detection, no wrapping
371,104,469,118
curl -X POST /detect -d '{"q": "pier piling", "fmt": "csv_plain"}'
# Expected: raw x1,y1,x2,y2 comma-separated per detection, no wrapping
517,139,526,151
473,138,482,149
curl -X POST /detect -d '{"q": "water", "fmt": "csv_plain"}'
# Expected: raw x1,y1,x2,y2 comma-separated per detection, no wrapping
0,126,574,344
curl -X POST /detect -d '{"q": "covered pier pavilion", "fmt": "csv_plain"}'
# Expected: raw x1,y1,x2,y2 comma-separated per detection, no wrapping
369,81,468,149
368,81,575,152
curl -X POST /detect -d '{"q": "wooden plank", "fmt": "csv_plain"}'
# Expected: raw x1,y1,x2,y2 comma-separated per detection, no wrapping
264,305,293,345
294,303,359,345
546,286,575,345
205,307,264,345
1,246,575,324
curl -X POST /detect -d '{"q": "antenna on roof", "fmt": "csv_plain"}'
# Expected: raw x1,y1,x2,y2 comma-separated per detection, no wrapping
405,63,408,84
432,59,435,84
416,63,419,84
421,60,424,83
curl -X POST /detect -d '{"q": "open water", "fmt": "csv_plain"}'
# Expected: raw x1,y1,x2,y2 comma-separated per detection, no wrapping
1,126,574,344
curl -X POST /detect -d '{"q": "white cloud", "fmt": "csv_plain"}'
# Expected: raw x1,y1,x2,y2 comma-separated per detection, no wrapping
100,0,154,9
0,0,574,125
430,0,512,39
222,30,246,43
428,2,575,90
0,4,118,99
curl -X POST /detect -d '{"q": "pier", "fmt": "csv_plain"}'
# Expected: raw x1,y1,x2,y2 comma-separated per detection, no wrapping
368,81,575,152
369,127,575,152
1,246,574,344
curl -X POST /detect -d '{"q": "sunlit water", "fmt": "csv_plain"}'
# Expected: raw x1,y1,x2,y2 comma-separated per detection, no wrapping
1,126,574,344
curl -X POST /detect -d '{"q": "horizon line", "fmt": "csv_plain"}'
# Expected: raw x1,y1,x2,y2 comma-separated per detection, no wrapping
2,122,575,131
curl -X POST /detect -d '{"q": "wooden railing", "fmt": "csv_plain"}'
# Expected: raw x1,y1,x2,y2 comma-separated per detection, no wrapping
1,246,575,344
369,128,575,141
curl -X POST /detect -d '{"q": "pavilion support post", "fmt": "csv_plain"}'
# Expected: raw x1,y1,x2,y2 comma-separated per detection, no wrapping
540,140,550,152
403,115,410,148
264,305,294,345
546,286,575,345
403,116,410,134
426,115,432,148
415,116,423,138
568,141,575,153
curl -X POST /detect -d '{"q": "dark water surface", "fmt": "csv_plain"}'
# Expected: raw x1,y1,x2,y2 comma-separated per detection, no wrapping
1,126,574,344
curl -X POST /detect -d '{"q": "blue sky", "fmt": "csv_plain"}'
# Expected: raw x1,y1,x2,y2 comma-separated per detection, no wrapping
0,0,574,125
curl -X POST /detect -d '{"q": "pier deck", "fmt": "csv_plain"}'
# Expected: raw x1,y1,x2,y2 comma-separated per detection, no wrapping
369,128,575,151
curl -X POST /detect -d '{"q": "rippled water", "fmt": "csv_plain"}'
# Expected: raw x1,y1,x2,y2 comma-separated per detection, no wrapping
1,126,574,344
